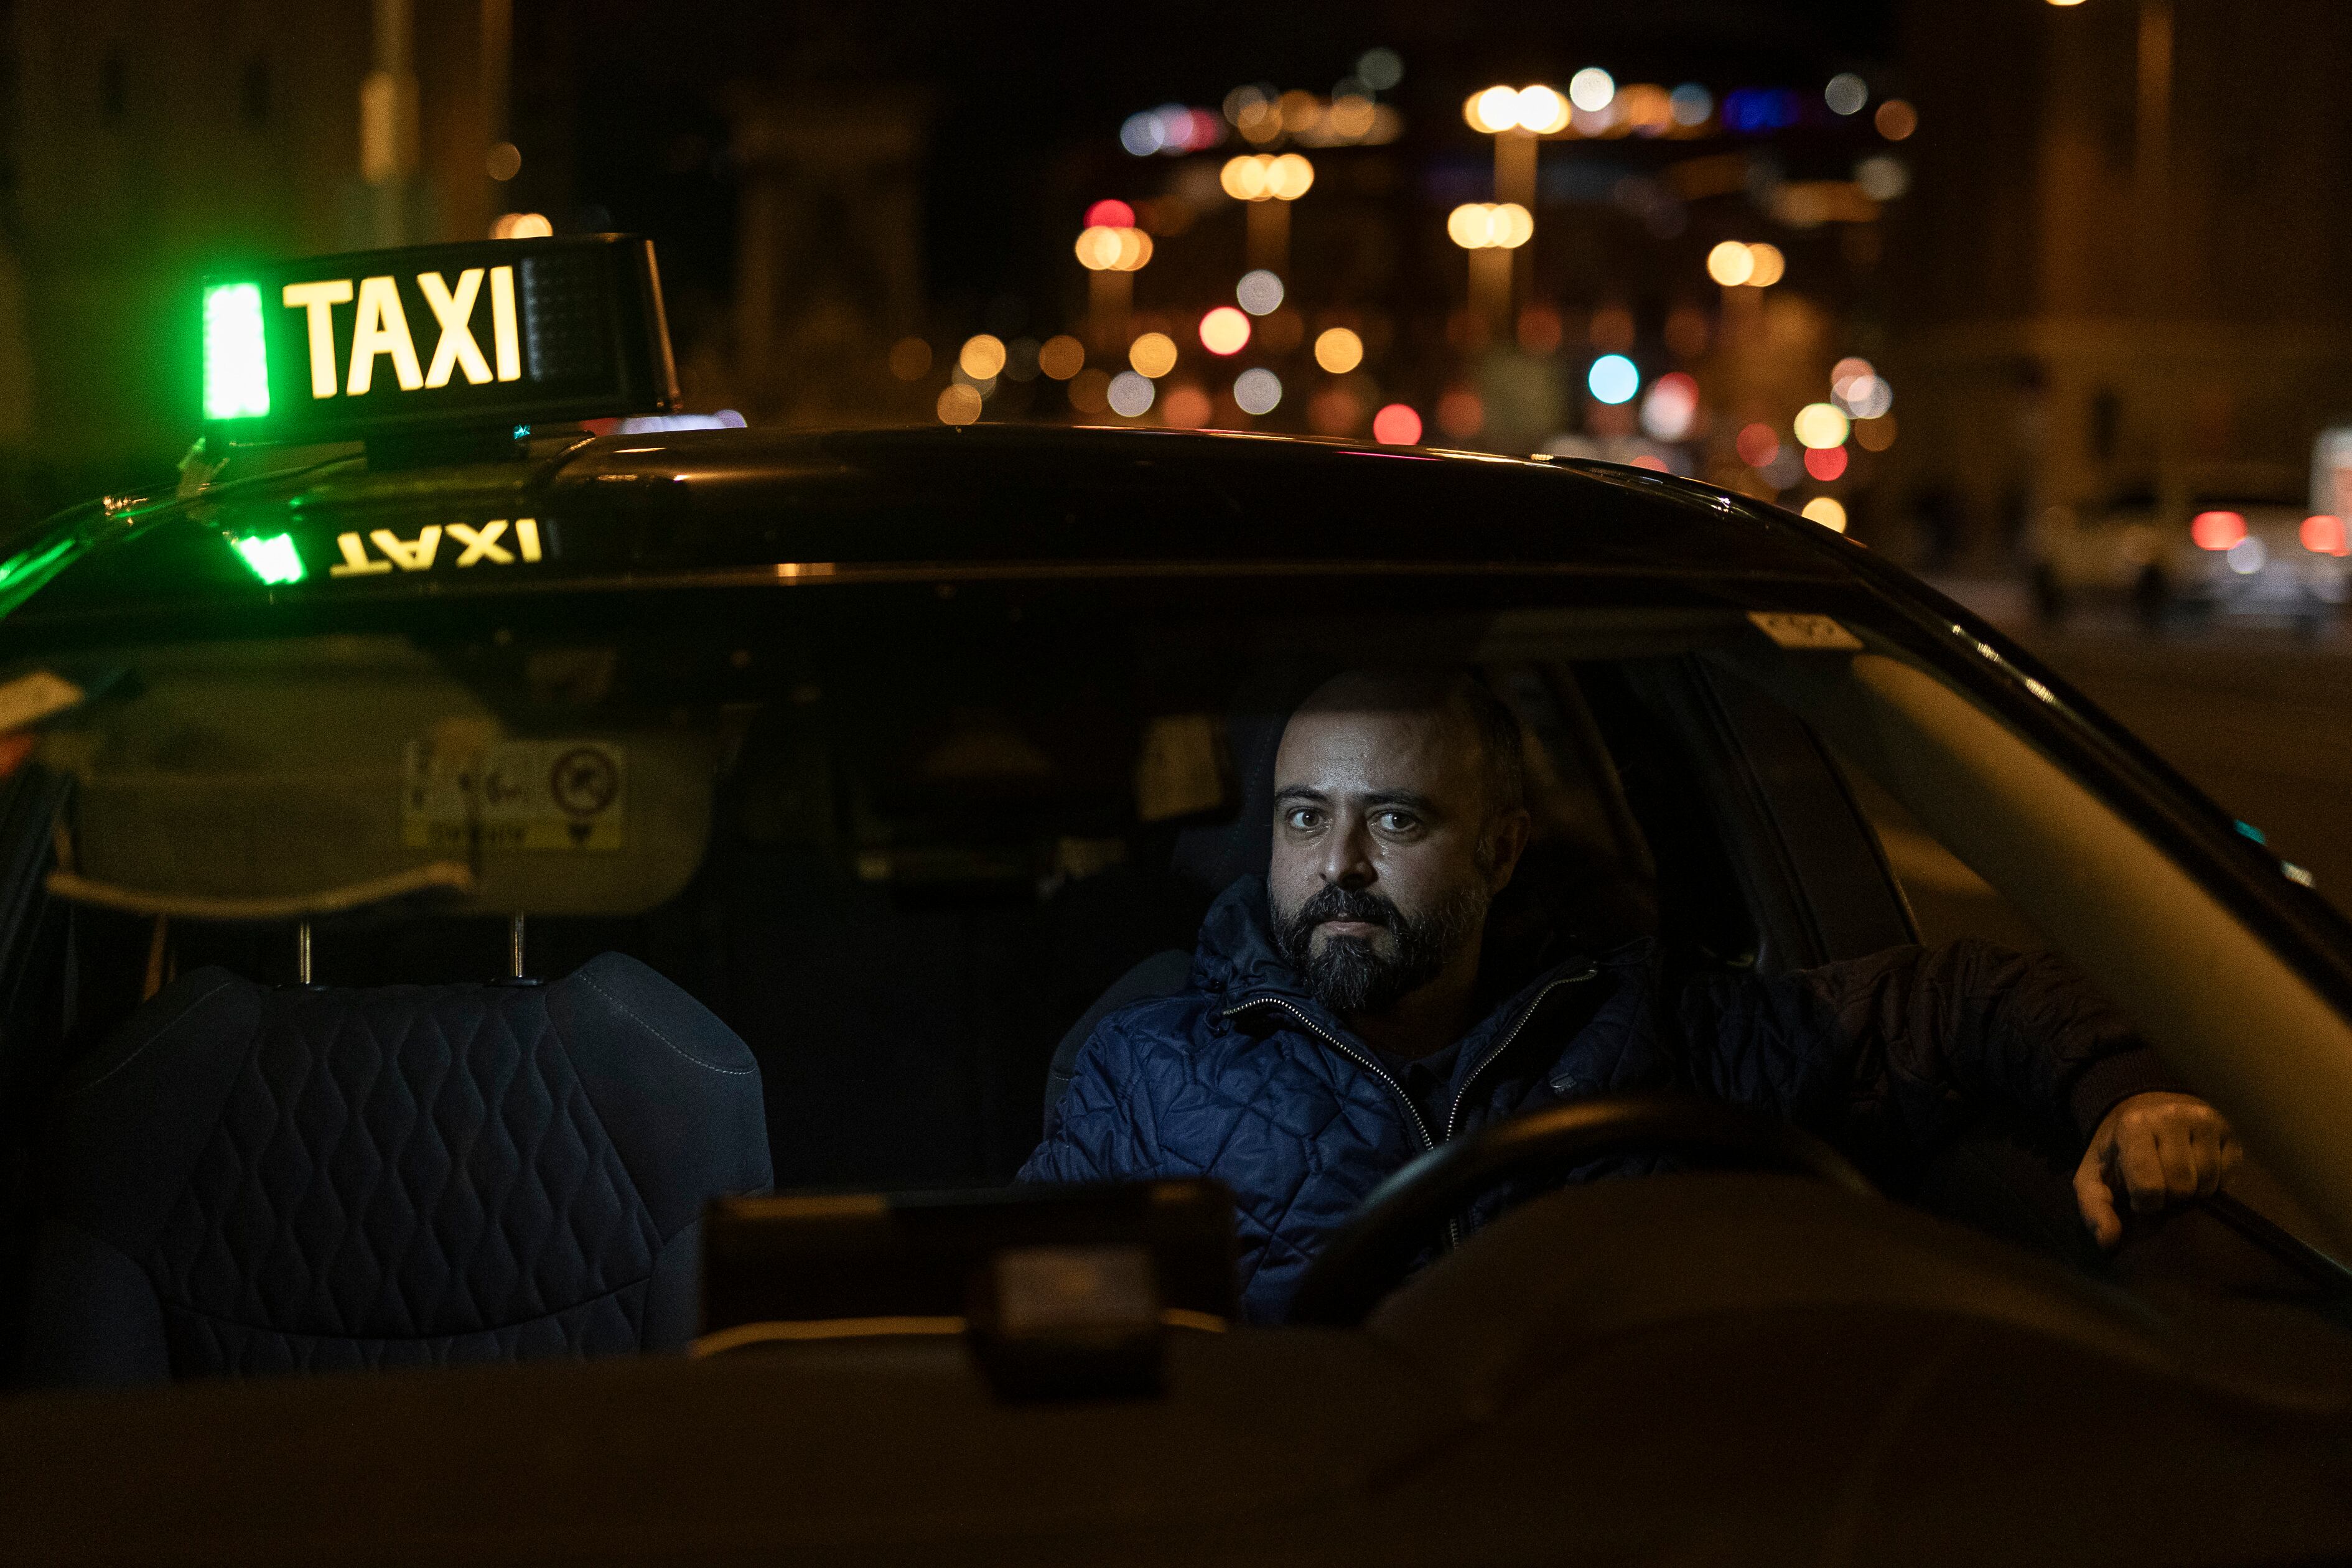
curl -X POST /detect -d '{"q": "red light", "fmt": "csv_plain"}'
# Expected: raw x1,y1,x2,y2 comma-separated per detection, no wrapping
1631,454,1669,472
1084,199,1136,230
1371,403,1423,445
2302,513,2348,556
1735,421,1779,469
1803,446,1849,481
2191,510,2246,551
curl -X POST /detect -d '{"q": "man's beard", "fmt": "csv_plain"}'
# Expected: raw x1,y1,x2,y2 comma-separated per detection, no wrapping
1273,880,1486,1016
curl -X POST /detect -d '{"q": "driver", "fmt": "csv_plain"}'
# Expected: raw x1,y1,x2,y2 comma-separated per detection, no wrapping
1021,667,2241,1322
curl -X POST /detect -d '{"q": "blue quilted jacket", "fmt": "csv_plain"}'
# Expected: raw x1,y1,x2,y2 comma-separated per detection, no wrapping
1020,875,2173,1322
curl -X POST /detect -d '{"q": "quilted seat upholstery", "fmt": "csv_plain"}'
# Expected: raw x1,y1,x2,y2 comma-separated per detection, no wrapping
19,953,770,1384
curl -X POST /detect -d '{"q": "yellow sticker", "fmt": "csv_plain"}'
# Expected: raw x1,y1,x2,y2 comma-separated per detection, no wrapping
403,737,627,851
1747,612,1864,651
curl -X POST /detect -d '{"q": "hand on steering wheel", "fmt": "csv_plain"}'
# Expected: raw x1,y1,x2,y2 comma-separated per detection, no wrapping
1284,1094,1875,1327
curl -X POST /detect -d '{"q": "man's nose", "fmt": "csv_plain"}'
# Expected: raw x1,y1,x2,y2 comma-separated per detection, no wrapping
1319,817,1375,889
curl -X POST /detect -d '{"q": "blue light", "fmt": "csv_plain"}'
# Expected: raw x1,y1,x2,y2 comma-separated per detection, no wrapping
1587,354,1640,406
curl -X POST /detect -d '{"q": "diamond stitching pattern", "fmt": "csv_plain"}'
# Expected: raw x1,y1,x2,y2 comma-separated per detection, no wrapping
151,981,665,1360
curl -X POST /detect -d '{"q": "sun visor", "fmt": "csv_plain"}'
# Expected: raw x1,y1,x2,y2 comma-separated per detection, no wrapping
37,639,709,920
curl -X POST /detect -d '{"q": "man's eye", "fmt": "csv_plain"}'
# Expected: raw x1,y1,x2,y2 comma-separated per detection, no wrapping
1373,811,1417,834
1285,808,1323,831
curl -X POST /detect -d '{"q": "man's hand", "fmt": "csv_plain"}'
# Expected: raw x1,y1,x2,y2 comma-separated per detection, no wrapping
2073,1091,2242,1249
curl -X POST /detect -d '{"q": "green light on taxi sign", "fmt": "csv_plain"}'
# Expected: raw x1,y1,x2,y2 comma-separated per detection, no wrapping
202,282,271,421
229,533,305,585
200,235,678,445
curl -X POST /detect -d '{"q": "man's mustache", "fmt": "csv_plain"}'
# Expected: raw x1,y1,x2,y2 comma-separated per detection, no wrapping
1293,884,1398,930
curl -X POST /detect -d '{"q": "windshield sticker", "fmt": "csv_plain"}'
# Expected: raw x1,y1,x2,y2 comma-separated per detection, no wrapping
331,518,544,577
1747,612,1864,651
0,670,84,732
403,737,626,851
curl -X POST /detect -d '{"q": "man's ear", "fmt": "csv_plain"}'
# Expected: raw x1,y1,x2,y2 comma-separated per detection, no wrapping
1486,808,1533,894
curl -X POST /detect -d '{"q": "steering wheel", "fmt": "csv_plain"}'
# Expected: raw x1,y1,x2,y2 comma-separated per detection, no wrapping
1284,1094,1877,1327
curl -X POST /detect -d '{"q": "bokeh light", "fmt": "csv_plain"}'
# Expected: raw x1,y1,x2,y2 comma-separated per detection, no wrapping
1736,422,1781,468
491,212,553,240
1449,202,1534,249
1468,85,1522,133
1801,497,1849,532
1038,335,1086,380
2304,515,2350,556
1084,198,1136,229
1640,371,1699,441
485,142,521,181
1075,225,1154,271
1669,84,1714,126
1804,446,1850,481
2193,510,2248,551
2228,537,2268,575
1314,327,1365,373
1200,306,1253,355
1794,402,1850,449
1514,85,1570,134
1706,241,1754,286
959,334,1008,380
1856,156,1911,202
1587,353,1640,405
1234,368,1283,415
1568,67,1616,113
1308,381,1364,435
1128,332,1178,378
887,337,932,381
1358,48,1404,90
1437,386,1484,438
1068,368,1113,414
1236,269,1286,315
1745,243,1786,286
1108,371,1156,418
1618,84,1674,136
1162,384,1212,429
1824,73,1869,116
1875,99,1918,140
1372,403,1423,444
936,384,982,425
1854,414,1897,451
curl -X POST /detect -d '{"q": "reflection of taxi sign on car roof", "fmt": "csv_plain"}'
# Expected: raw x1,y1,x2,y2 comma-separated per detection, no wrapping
200,234,679,444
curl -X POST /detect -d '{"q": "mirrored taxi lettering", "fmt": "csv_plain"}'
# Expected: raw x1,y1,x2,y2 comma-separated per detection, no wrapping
329,518,542,576
282,266,521,401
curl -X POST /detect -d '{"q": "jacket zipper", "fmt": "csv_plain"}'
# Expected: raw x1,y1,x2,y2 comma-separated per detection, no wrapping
1435,964,1599,1248
1220,996,1438,1154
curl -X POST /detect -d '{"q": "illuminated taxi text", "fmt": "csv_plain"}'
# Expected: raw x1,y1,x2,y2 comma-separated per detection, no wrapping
329,518,544,576
282,267,522,400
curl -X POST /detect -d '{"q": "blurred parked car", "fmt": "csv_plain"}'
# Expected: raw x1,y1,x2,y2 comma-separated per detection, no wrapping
2029,467,2350,630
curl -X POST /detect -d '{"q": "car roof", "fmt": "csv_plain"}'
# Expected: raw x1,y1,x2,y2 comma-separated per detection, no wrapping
2,426,1860,628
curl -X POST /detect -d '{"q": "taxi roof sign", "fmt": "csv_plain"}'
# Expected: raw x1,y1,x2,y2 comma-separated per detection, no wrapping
200,234,678,444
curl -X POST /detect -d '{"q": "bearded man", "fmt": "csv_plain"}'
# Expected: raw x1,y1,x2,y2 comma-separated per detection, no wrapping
1019,669,2238,1322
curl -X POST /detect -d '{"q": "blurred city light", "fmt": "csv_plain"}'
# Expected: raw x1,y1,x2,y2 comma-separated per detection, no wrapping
959,334,1008,380
1747,243,1787,286
1358,48,1404,90
1875,99,1919,140
1669,84,1714,126
1706,241,1757,286
1568,68,1617,113
887,337,932,381
1804,446,1850,480
1221,153,1314,201
1075,225,1153,271
2228,537,2268,574
485,142,521,181
1854,414,1898,451
1514,85,1571,134
2303,515,2350,555
1736,422,1781,467
1794,402,1850,449
1373,403,1423,444
1587,354,1640,405
2193,510,2248,550
1236,269,1285,315
1640,371,1699,441
1618,85,1674,136
1128,332,1178,378
491,212,553,239
1465,86,1519,134
1234,368,1283,415
1162,384,1212,428
1068,368,1113,413
1840,375,1894,418
1856,156,1911,201
1314,327,1365,373
1448,202,1534,249
1108,371,1155,417
1038,336,1086,380
1437,386,1484,438
1824,73,1869,116
1199,306,1252,355
230,533,305,586
1122,105,1223,157
937,385,983,425
1084,198,1136,229
1801,497,1849,532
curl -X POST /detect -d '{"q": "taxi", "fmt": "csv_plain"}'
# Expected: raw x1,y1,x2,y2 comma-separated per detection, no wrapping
1,238,2351,1564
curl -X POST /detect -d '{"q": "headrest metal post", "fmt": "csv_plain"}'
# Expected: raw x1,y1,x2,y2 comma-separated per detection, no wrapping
510,914,526,979
297,920,312,986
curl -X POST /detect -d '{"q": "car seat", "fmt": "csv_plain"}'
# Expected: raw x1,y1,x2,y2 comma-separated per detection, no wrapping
17,951,770,1383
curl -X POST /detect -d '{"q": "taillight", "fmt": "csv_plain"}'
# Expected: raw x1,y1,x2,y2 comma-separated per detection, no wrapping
2302,513,2350,556
2192,510,2247,551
